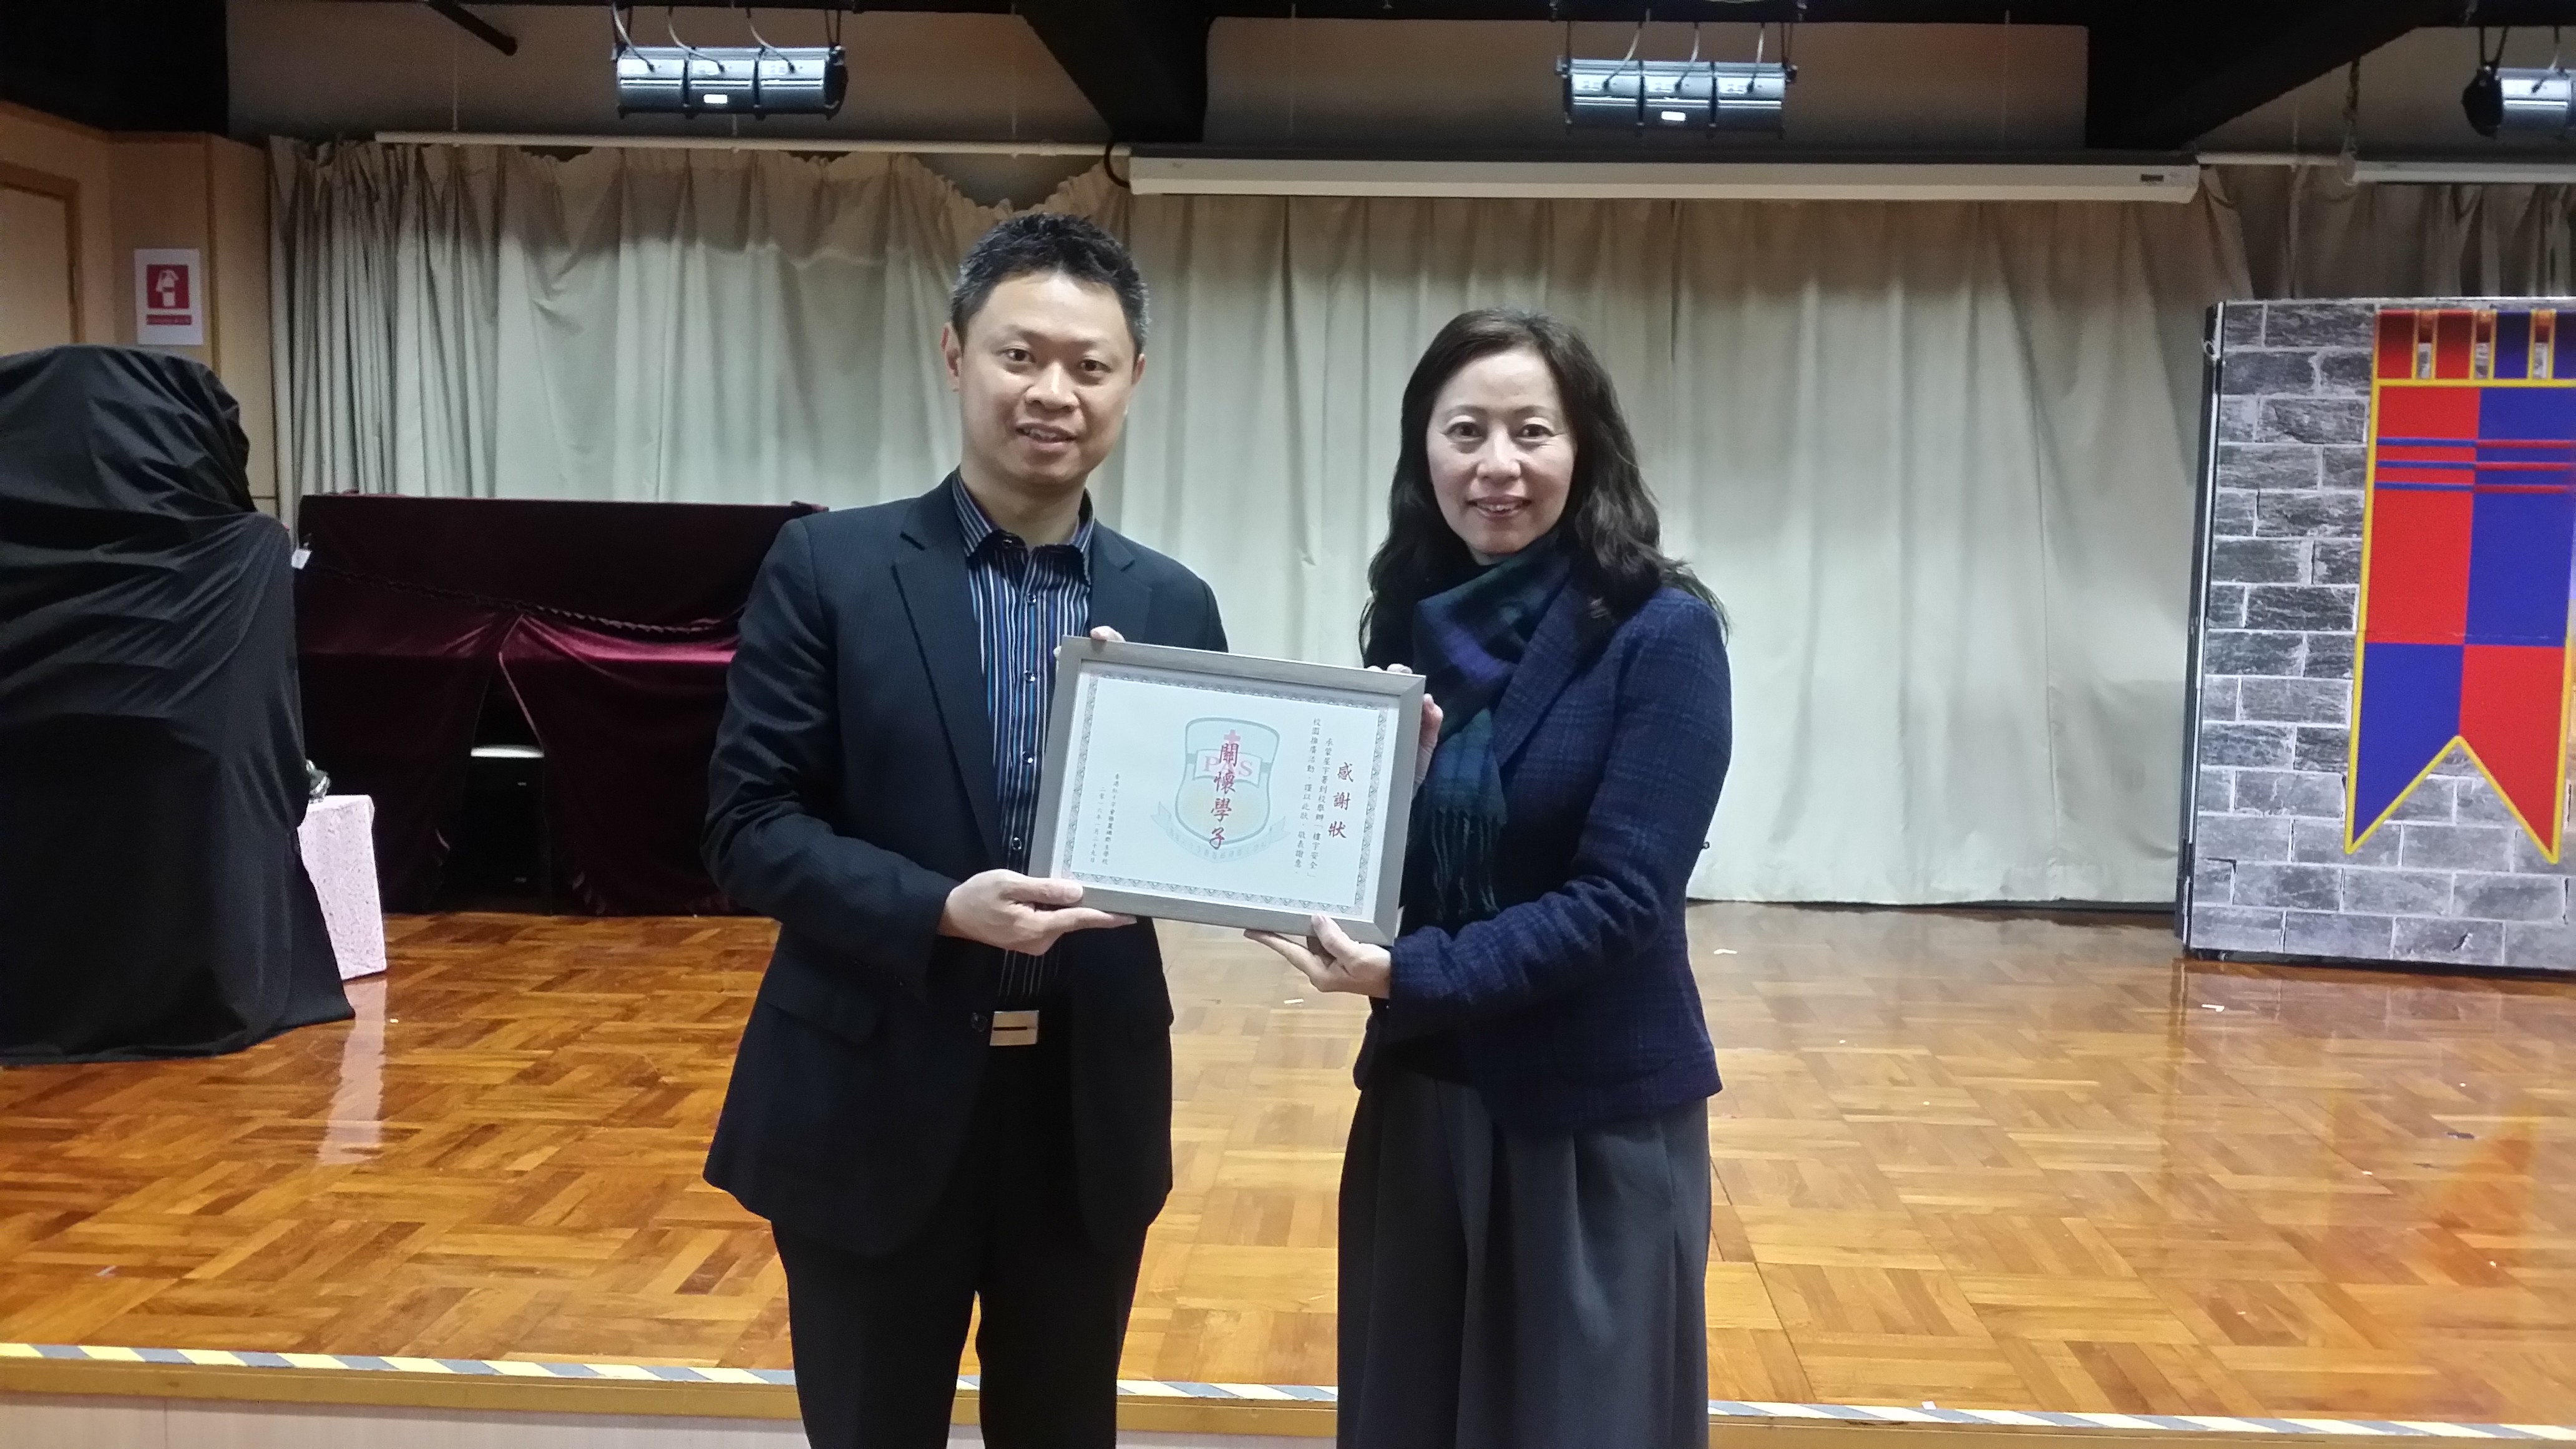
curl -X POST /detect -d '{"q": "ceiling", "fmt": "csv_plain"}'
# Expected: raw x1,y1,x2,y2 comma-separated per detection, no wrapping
17,1,2576,154
398,0,2576,149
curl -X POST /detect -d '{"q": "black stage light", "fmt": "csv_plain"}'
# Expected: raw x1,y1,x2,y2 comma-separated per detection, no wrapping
612,4,848,120
2463,26,2575,140
2464,64,2574,138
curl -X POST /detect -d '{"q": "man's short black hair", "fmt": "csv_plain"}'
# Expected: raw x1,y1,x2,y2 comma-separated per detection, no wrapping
949,212,1149,352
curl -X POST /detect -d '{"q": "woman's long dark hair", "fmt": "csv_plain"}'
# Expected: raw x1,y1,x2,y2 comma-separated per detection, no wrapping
1359,308,1715,666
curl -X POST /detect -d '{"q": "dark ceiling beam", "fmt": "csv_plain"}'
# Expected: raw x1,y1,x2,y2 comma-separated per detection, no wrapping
1014,0,1212,142
424,0,519,56
2087,1,2453,149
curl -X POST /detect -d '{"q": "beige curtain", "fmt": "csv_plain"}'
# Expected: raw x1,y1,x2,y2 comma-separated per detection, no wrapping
2221,163,2576,298
271,143,1095,507
1101,193,2244,902
272,142,500,502
271,143,2288,903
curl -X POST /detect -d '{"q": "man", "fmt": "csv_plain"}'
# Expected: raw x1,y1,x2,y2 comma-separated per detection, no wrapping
703,213,1226,1449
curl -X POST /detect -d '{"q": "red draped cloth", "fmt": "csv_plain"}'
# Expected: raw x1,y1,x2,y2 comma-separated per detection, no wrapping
295,494,816,914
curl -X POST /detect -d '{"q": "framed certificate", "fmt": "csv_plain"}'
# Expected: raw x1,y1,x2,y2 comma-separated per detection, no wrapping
1031,638,1424,945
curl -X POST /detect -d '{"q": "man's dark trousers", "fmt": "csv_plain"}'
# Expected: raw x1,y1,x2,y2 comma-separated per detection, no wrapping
769,1021,1138,1447
701,481,1228,1448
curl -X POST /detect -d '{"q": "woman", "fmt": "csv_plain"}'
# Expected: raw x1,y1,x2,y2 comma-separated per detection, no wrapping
1250,309,1730,1448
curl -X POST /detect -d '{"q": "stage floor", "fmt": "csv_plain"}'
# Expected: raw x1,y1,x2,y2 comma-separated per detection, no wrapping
2,905,2571,1424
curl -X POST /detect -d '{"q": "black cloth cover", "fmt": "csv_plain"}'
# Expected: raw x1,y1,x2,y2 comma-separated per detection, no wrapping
0,344,351,1063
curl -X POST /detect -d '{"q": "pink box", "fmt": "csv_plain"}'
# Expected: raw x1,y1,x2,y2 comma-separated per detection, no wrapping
299,794,386,981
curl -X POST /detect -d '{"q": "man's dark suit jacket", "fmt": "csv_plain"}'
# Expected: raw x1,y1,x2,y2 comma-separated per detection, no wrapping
702,481,1227,1256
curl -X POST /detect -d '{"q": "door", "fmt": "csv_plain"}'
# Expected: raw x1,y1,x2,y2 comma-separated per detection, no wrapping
0,167,79,356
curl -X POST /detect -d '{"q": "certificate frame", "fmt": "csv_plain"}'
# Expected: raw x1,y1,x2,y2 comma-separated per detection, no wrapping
1030,638,1424,945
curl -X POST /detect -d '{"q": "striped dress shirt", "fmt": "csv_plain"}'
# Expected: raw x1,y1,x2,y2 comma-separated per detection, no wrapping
952,477,1095,1007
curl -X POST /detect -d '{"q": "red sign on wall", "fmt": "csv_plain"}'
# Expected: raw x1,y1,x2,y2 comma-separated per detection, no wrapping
133,248,204,346
144,263,191,323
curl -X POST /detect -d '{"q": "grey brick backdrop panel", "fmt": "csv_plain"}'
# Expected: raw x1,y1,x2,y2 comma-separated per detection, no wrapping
2183,300,2576,973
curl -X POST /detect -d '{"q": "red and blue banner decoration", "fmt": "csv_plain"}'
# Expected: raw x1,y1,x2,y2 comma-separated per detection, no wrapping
2349,308,2576,860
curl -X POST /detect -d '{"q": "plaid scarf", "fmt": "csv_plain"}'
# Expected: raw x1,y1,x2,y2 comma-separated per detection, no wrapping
1411,538,1571,931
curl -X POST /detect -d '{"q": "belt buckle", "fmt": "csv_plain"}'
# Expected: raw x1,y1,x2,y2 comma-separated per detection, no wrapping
990,1009,1041,1047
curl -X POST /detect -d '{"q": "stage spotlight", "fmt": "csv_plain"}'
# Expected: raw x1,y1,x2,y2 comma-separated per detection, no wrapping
1558,19,1792,135
2462,63,2574,138
1561,57,1789,133
2461,25,2575,140
613,45,848,118
612,4,848,120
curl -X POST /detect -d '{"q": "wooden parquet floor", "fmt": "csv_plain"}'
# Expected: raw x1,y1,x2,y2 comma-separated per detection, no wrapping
2,905,2572,1423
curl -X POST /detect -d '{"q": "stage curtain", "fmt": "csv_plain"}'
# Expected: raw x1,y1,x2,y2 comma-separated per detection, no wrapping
496,615,740,917
1099,192,2244,904
2220,163,2576,298
293,494,809,914
271,142,502,502
273,142,2266,904
294,570,510,910
272,143,1045,510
